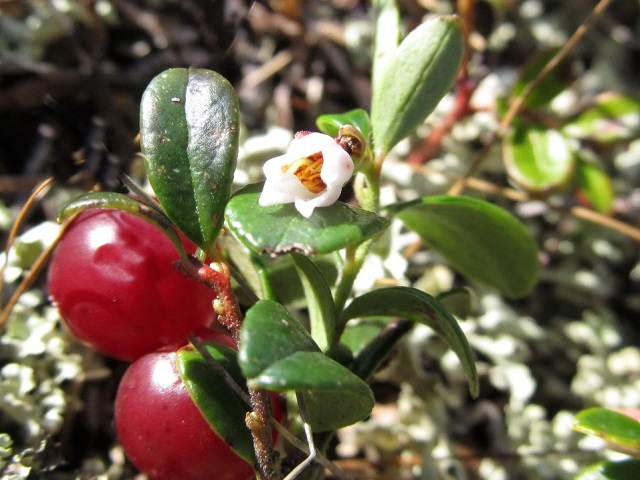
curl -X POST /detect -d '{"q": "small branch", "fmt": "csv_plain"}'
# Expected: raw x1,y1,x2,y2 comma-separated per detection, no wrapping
0,177,54,306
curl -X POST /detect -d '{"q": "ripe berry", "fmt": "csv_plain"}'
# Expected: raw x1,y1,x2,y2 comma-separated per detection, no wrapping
114,336,264,480
48,209,217,361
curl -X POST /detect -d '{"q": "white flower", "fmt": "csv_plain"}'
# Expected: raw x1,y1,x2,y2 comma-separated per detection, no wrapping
259,132,354,218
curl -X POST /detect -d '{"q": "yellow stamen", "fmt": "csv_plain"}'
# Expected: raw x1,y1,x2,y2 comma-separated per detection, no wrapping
282,152,327,194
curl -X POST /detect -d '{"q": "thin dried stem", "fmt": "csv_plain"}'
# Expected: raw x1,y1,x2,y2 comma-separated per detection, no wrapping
0,210,78,332
0,177,54,305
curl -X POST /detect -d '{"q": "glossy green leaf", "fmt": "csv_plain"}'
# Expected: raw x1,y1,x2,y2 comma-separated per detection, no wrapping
140,68,239,251
251,351,374,431
576,157,614,214
316,109,371,140
238,299,321,380
176,343,254,462
340,287,478,397
503,125,575,193
58,191,186,260
575,460,640,480
392,195,540,298
509,48,572,110
291,252,337,352
564,93,640,143
574,408,640,455
371,16,463,157
225,183,389,257
239,300,374,431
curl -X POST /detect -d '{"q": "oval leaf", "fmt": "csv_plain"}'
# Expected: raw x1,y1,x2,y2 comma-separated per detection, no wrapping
251,351,374,432
503,125,575,193
225,183,389,257
393,195,540,298
140,68,239,251
574,408,640,455
239,299,321,380
371,16,463,156
176,343,255,463
340,286,478,397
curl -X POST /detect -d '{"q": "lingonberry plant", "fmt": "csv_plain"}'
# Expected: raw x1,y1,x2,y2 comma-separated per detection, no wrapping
49,6,547,480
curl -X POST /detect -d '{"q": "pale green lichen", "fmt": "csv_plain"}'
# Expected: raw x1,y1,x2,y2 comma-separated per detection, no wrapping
0,216,83,477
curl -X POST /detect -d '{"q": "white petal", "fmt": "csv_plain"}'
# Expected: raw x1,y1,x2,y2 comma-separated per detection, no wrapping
259,132,355,216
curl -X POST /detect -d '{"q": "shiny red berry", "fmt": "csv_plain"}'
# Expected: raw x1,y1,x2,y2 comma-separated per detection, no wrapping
48,209,216,361
114,337,257,480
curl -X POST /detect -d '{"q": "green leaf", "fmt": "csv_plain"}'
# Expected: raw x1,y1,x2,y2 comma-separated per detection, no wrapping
239,300,374,431
574,408,640,455
576,157,614,214
176,343,255,463
58,192,187,260
576,460,640,480
140,68,239,251
316,109,371,140
392,195,540,298
239,300,321,379
509,48,572,110
225,183,389,256
371,15,463,157
251,351,374,431
291,253,337,352
563,93,640,143
503,125,575,194
341,287,478,397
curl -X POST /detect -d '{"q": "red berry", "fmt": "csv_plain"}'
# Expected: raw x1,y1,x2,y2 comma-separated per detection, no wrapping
114,337,257,480
48,209,217,361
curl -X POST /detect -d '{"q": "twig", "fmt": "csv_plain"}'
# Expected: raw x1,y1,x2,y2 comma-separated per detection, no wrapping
0,209,78,332
0,177,54,304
